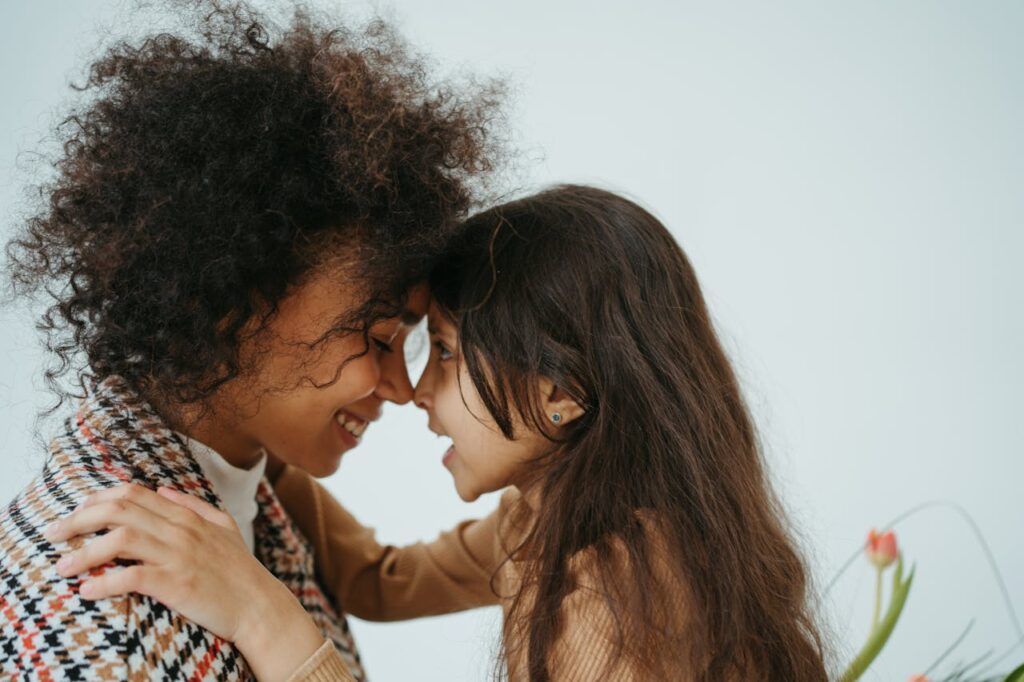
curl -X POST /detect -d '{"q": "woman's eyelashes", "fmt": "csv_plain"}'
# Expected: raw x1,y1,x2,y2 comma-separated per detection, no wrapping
371,336,394,353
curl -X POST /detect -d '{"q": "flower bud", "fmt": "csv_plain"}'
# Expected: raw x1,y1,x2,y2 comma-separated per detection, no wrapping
866,528,899,569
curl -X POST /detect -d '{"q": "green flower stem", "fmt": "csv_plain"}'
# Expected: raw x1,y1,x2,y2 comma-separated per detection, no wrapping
871,566,883,632
839,557,916,682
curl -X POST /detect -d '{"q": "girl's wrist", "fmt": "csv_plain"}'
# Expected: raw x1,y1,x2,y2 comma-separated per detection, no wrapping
235,579,326,682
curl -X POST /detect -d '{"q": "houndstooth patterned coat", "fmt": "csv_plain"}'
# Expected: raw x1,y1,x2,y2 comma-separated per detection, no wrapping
0,376,366,681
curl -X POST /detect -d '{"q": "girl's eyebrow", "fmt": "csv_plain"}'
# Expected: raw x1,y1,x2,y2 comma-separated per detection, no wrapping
427,323,456,340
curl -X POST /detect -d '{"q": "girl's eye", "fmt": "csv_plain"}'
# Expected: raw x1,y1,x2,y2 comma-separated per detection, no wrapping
434,340,453,361
372,338,393,353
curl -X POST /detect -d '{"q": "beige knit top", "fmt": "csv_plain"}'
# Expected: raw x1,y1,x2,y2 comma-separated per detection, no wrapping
274,465,692,681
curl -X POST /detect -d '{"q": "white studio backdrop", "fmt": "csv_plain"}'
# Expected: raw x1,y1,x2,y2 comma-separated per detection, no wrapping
1,1,1021,679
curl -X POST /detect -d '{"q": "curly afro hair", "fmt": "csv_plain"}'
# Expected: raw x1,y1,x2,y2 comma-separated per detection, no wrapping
6,1,504,409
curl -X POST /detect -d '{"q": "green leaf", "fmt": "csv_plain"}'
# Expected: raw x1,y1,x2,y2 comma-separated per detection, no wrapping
1004,661,1024,682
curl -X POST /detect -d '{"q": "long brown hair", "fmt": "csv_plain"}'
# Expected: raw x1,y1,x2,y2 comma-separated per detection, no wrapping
431,185,828,680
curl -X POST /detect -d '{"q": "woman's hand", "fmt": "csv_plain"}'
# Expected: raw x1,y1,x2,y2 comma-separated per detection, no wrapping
44,483,327,682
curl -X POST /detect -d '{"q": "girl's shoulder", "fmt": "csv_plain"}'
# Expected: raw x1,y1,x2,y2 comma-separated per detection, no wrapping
569,509,685,591
495,491,688,605
493,491,681,582
537,509,695,679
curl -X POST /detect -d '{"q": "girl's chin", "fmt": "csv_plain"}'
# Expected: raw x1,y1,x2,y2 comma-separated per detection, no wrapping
449,470,478,502
455,485,480,503
452,475,500,503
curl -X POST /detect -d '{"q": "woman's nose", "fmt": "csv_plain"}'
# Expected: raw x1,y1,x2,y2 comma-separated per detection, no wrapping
374,347,415,405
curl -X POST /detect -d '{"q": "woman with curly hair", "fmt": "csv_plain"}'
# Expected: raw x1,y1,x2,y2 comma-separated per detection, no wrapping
0,2,499,680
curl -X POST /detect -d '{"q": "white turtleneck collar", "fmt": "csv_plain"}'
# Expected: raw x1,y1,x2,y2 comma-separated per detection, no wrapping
177,433,266,553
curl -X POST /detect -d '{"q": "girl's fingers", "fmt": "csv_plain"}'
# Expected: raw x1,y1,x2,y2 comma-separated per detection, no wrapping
79,564,168,602
79,483,235,533
79,483,195,524
44,497,172,544
156,487,237,531
55,525,165,578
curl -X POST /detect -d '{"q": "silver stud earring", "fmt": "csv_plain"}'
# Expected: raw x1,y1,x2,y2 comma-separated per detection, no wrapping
550,413,562,423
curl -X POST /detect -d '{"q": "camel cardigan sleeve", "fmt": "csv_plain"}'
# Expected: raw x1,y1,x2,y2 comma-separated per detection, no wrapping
273,464,503,622
285,640,357,682
274,467,691,681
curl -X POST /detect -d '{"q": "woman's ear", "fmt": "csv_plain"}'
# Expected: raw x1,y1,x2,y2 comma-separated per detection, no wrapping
537,378,585,427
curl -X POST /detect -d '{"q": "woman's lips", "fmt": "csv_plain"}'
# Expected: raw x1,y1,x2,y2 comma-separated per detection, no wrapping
442,444,456,467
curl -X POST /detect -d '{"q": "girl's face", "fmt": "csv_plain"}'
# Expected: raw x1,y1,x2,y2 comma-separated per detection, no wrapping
414,303,552,502
196,273,429,477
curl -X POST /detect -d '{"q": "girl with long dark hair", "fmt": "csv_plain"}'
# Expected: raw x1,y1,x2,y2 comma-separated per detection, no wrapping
47,185,829,680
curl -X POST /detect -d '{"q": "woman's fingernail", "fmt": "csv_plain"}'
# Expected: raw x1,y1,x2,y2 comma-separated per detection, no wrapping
79,580,95,599
56,555,72,573
43,522,59,540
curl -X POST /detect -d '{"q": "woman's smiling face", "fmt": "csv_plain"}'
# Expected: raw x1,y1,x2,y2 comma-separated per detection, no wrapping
413,302,551,502
190,274,429,478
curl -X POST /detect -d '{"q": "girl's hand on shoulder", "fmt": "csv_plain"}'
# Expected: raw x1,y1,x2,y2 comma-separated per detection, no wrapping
44,483,326,682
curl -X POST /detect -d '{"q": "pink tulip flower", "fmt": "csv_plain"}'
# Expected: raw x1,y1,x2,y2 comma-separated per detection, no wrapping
866,528,899,569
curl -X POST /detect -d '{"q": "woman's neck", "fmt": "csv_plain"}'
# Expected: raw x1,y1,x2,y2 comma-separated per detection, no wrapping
167,399,264,470
185,423,264,470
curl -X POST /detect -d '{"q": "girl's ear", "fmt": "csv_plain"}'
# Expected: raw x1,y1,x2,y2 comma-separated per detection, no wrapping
537,378,586,427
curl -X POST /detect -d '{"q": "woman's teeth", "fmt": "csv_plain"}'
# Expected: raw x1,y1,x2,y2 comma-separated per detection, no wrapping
336,413,367,438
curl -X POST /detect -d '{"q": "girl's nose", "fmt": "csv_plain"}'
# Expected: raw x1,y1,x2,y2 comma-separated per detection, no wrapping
413,373,432,411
